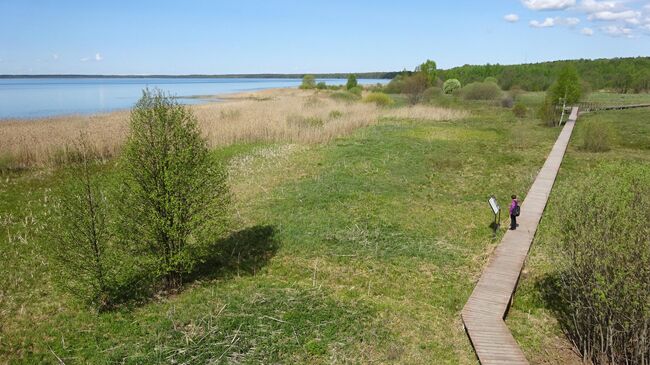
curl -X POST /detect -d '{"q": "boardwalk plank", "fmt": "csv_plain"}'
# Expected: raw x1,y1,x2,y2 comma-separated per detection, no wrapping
461,108,578,364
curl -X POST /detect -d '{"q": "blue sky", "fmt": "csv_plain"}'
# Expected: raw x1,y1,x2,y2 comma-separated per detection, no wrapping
1,0,649,74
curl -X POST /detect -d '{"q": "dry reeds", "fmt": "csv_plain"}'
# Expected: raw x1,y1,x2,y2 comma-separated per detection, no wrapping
0,88,467,169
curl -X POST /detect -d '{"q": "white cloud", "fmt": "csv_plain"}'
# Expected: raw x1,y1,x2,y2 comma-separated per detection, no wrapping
601,24,633,36
504,13,520,22
530,17,557,27
522,0,576,10
588,10,641,21
579,0,620,13
81,53,104,62
52,53,59,61
563,17,581,25
581,27,595,35
626,17,641,24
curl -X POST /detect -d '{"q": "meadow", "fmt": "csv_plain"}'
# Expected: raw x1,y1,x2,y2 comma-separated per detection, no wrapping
507,107,650,364
0,88,564,363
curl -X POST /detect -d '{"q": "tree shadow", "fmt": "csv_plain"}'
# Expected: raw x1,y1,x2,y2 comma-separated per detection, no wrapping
189,224,279,281
107,225,278,310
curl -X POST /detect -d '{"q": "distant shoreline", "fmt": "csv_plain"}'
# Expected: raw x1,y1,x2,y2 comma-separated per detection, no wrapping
0,73,397,79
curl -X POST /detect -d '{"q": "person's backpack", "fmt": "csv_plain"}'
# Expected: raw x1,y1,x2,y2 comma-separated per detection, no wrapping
514,204,520,217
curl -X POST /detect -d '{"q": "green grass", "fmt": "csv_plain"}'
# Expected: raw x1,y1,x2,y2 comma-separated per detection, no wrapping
508,107,650,363
1,101,563,363
517,91,650,109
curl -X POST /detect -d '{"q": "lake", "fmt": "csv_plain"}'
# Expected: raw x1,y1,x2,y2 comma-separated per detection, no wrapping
0,77,387,119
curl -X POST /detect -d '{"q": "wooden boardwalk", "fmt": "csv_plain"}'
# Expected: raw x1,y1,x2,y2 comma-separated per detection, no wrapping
461,107,579,364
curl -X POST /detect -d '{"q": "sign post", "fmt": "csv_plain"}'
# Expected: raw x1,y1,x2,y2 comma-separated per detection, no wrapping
488,195,500,234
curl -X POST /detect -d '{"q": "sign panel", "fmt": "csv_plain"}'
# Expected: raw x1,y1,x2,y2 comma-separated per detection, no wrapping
488,196,500,215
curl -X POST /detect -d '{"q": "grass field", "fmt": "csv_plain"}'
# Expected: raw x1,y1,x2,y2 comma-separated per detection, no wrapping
507,107,650,364
0,89,565,363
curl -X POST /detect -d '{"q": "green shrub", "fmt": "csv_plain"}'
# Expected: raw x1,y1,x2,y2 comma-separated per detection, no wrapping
328,110,343,119
421,87,442,102
299,75,316,89
287,115,324,127
512,103,527,118
48,136,117,310
402,73,428,104
581,121,616,152
330,91,360,102
316,82,327,90
348,86,363,96
120,89,229,289
552,164,650,364
363,92,394,107
385,73,408,94
442,79,461,94
459,81,502,101
484,76,498,84
346,74,358,90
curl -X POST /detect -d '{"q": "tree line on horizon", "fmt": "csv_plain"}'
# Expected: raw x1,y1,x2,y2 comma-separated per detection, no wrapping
438,57,650,93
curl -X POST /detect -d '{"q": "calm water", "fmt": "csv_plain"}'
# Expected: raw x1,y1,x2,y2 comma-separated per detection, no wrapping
0,77,387,119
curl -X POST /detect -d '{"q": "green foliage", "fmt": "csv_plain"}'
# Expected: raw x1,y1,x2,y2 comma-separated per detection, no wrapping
120,89,229,289
402,73,429,104
538,95,558,126
512,103,527,118
346,74,358,90
458,81,502,101
416,59,438,87
328,110,343,119
580,121,616,152
548,65,581,105
443,79,461,94
287,115,324,128
299,74,316,89
48,137,116,310
384,73,408,94
553,164,650,364
330,90,360,102
363,92,394,107
421,87,442,102
348,85,363,96
484,76,498,84
316,81,327,90
439,57,650,92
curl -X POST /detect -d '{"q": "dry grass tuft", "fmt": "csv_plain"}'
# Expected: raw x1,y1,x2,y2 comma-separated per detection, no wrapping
0,88,467,169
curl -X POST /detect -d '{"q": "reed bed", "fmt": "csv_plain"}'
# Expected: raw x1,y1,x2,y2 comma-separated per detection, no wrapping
0,88,467,169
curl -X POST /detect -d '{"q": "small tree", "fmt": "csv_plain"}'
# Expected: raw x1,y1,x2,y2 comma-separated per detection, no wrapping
549,65,581,106
417,59,437,87
346,74,358,90
121,89,229,289
443,79,461,94
402,73,428,104
300,75,316,89
49,135,115,310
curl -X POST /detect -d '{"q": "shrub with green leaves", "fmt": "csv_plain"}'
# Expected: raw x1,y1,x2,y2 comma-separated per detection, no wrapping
363,92,394,107
458,81,503,101
316,81,327,90
484,76,498,84
443,79,461,94
120,89,229,289
512,103,527,118
330,91,360,102
348,86,363,96
49,136,117,310
346,74,358,90
581,120,616,152
552,164,650,364
300,75,316,89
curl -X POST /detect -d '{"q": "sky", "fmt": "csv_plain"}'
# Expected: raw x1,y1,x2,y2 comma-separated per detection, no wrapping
1,0,649,75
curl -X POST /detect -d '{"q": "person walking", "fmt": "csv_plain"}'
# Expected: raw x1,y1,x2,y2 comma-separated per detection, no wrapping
509,194,519,230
